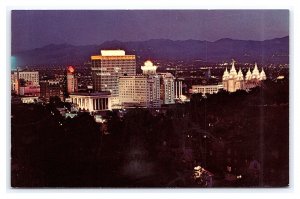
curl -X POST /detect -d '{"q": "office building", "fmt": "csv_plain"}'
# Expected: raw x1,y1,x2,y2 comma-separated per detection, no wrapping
90,50,136,100
40,80,61,100
160,73,175,104
67,66,78,94
119,75,148,107
119,60,161,108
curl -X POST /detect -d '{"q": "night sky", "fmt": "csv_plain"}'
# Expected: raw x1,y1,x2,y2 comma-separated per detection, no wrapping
11,10,289,53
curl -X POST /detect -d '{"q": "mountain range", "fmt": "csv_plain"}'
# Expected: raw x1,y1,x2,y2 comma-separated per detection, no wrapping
12,36,289,67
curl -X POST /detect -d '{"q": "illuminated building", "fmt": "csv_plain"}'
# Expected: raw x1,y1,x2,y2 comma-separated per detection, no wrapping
222,61,242,92
141,60,158,75
11,70,39,95
191,84,223,96
67,66,78,94
147,74,161,108
222,61,266,92
20,96,39,104
69,92,112,112
174,80,183,99
40,80,61,100
259,68,267,80
19,85,40,96
90,50,136,104
119,76,148,107
119,60,161,108
159,73,175,104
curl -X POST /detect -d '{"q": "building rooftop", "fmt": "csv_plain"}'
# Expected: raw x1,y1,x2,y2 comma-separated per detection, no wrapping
101,50,125,56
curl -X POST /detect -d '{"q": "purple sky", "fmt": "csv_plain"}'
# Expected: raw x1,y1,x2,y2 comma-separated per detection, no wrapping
11,10,289,53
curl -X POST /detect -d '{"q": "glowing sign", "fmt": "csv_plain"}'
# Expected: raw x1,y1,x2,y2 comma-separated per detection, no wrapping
67,66,75,73
101,50,125,56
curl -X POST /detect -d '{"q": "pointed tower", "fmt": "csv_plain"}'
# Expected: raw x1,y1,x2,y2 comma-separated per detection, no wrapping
245,68,252,81
222,67,229,91
237,68,244,81
229,60,238,78
222,67,229,80
252,63,260,80
235,68,244,90
260,68,267,80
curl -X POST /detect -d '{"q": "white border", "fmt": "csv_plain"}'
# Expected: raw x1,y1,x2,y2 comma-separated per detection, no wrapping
1,0,299,199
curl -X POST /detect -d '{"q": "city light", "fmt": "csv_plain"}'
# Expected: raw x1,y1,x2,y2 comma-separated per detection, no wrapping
67,65,75,73
10,10,289,188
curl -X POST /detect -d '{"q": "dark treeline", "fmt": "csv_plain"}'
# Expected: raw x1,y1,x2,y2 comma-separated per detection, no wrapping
11,79,289,187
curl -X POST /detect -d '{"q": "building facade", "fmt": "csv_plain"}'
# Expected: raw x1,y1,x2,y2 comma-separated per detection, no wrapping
40,80,61,100
69,92,112,112
160,73,175,104
119,74,161,108
222,62,266,93
11,70,40,95
119,75,148,107
191,84,223,96
118,61,161,108
91,50,136,98
174,79,183,99
146,74,161,108
67,66,78,94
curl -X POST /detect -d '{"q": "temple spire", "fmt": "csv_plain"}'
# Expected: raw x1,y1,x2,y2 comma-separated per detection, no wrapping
223,67,229,80
237,67,244,80
245,67,252,80
229,60,237,77
252,62,260,79
260,67,266,80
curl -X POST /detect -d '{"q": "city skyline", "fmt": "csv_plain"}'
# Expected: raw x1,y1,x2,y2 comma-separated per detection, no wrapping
11,10,289,53
10,10,289,188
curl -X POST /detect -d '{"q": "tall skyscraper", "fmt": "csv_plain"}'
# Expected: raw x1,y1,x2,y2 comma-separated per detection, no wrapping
91,50,136,98
67,66,78,94
159,73,175,104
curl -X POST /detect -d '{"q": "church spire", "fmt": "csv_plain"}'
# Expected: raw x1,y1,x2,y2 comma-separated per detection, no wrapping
260,67,266,80
229,60,237,77
237,68,244,80
252,62,260,79
222,67,229,80
245,67,252,81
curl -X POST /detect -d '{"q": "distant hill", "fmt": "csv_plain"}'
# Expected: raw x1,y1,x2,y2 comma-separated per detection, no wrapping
12,36,289,67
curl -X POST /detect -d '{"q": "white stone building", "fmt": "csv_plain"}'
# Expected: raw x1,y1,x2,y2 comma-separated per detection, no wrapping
69,92,112,112
222,61,266,92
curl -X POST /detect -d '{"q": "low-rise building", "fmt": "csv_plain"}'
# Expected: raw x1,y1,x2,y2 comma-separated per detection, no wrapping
40,80,61,100
69,92,112,112
191,84,223,96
